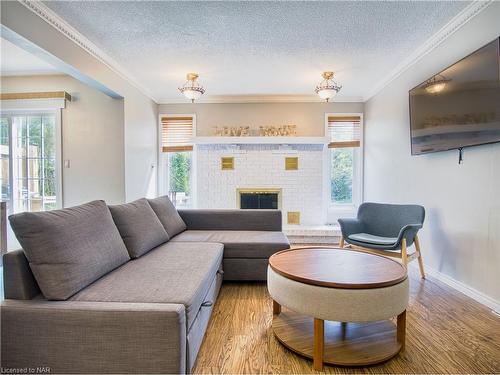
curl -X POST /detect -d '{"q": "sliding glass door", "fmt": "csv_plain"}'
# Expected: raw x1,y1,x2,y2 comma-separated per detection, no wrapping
0,112,61,215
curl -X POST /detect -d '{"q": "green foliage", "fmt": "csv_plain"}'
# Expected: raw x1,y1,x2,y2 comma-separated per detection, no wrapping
0,117,8,146
169,152,191,194
331,148,353,203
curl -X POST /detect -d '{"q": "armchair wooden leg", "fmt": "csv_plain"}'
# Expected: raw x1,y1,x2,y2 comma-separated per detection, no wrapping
273,300,281,315
339,237,345,248
401,238,408,266
414,235,426,279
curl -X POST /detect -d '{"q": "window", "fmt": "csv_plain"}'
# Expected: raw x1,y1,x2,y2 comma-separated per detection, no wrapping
160,115,194,208
0,112,60,215
327,115,362,208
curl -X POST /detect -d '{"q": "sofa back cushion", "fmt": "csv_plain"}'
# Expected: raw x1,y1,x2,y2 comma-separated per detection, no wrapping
109,198,169,258
147,196,187,237
8,200,130,300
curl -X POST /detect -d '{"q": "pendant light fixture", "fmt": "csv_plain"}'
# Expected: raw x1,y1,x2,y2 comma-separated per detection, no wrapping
315,71,342,102
179,73,205,103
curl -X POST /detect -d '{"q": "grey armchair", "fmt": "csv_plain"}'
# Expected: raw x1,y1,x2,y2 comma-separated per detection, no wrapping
338,202,426,278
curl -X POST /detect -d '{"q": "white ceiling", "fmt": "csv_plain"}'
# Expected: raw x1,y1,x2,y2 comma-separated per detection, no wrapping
0,37,59,76
41,1,472,102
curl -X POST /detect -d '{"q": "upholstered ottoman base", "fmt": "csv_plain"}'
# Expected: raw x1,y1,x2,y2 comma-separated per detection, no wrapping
273,309,402,367
267,248,409,370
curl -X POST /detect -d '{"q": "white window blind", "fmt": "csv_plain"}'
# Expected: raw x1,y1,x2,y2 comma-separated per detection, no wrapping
327,116,361,148
161,116,194,152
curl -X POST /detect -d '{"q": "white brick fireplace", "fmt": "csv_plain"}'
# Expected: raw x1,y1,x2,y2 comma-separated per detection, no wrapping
195,143,327,225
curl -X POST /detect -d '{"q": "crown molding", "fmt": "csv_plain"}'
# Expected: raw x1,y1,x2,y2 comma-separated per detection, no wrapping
363,0,493,102
158,94,365,105
19,0,158,102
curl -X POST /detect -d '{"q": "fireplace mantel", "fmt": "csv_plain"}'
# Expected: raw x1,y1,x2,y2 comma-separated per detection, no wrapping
193,136,328,145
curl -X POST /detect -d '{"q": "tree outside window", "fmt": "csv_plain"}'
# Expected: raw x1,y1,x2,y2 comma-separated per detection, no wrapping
331,148,354,204
168,151,191,207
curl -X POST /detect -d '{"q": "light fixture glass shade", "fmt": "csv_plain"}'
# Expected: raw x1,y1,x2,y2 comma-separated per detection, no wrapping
179,73,205,102
317,88,337,101
181,88,203,101
315,71,342,102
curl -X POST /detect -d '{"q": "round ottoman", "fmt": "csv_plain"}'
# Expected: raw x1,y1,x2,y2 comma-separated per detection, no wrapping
267,247,409,370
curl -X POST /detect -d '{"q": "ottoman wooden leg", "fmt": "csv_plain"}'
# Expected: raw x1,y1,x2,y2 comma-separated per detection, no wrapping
341,322,347,339
273,300,281,315
313,318,324,370
397,310,406,352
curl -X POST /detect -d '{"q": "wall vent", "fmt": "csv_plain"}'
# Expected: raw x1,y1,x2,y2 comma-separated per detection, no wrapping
285,157,298,170
287,211,300,225
221,157,234,170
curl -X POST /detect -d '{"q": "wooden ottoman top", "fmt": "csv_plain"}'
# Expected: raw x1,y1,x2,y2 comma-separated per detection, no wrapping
269,247,407,289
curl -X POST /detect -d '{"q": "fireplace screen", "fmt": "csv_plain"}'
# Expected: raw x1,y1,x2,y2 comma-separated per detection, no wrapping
237,189,281,209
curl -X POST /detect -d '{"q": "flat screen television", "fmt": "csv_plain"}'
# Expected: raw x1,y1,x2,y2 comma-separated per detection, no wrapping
409,37,500,155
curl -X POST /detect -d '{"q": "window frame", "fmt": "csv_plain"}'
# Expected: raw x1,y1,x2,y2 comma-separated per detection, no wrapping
1,109,63,213
324,112,364,223
157,113,197,207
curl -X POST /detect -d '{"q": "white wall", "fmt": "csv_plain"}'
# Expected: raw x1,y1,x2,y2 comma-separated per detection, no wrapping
159,102,364,136
1,1,158,201
123,92,158,200
364,2,500,304
1,74,126,206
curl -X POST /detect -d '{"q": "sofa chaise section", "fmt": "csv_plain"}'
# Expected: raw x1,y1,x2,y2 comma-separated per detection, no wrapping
69,241,224,370
70,241,224,332
177,209,290,280
1,239,223,374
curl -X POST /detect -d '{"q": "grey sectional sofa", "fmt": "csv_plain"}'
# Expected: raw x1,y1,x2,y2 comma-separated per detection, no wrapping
0,196,289,374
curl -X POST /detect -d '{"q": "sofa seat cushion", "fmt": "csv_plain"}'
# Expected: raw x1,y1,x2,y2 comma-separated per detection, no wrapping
348,232,398,246
8,200,130,300
109,198,169,258
70,241,223,330
171,230,290,259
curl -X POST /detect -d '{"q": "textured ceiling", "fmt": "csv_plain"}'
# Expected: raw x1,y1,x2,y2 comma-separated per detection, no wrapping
43,1,471,102
1,37,58,75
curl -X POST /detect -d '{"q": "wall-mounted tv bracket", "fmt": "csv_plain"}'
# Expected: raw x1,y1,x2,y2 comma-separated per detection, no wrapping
458,147,464,164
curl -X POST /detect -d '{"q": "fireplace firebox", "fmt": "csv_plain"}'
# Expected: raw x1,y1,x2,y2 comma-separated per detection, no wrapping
237,189,281,210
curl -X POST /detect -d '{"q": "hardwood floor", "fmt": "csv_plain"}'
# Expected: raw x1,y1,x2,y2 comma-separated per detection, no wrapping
193,266,500,374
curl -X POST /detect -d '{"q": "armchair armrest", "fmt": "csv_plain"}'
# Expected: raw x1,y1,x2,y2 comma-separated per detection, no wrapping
337,218,365,238
396,224,423,247
1,300,186,374
178,209,282,231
